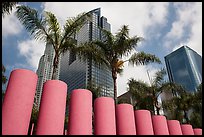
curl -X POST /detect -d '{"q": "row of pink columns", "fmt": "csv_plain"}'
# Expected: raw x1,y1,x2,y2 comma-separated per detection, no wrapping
2,69,68,135
2,69,202,135
68,92,202,135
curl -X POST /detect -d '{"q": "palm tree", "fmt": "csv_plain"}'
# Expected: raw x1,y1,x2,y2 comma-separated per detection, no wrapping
76,25,161,103
163,84,202,128
162,91,195,124
15,5,91,79
2,2,18,17
127,78,154,113
128,68,185,115
86,82,103,102
2,64,7,101
28,105,39,135
2,64,7,85
189,83,202,128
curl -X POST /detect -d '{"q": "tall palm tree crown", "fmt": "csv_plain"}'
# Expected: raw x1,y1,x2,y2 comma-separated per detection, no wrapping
76,25,161,103
15,5,92,79
2,2,18,17
128,68,185,115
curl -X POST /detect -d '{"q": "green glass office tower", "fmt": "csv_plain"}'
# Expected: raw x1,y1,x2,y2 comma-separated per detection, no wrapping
59,8,114,97
164,46,202,92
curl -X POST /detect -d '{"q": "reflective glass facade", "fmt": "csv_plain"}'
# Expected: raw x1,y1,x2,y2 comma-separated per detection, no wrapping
59,8,114,98
165,46,202,92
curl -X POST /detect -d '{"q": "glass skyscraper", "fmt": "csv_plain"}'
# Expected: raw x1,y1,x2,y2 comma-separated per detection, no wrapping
59,8,114,97
164,46,202,92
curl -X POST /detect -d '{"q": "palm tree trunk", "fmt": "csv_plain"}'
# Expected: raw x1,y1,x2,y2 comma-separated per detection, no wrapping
155,101,160,115
52,53,59,80
184,110,189,123
112,69,117,104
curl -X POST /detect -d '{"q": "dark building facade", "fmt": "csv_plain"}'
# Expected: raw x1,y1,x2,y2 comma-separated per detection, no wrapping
164,46,202,92
59,8,114,97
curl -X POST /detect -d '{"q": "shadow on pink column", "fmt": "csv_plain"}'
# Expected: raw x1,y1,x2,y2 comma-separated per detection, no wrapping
134,110,154,135
152,115,169,135
67,89,92,135
167,120,182,135
193,128,202,135
116,104,136,135
180,124,194,135
35,80,67,135
94,97,116,135
2,69,38,135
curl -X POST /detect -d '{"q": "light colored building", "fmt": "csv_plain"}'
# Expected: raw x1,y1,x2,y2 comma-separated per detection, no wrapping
35,43,60,109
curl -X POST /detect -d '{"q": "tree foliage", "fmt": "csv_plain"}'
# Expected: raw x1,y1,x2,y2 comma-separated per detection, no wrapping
75,25,161,103
16,5,91,79
2,2,18,17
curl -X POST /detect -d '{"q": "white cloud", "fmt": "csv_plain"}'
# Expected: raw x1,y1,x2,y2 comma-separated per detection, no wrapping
2,6,23,38
17,39,45,71
117,50,160,96
42,2,169,37
164,2,202,56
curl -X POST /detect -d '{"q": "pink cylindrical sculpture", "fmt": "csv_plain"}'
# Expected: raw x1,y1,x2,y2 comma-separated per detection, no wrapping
134,110,154,135
152,115,169,135
94,97,116,135
194,128,202,135
167,120,182,135
181,124,194,135
2,69,38,135
35,80,67,135
67,89,92,135
116,104,136,135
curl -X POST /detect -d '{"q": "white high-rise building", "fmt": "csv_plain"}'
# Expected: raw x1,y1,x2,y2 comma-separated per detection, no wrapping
35,43,60,109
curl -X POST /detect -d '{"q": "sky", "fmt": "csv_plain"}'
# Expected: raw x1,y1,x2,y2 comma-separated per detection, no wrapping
2,2,202,96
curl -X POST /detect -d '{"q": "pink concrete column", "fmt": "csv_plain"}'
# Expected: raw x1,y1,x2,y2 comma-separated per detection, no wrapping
134,110,154,135
167,120,182,135
35,80,67,135
152,115,169,135
94,97,116,135
67,89,92,135
181,124,194,135
116,104,136,135
2,69,38,135
193,128,202,135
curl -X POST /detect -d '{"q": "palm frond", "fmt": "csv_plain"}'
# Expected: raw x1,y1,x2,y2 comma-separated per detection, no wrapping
59,37,77,54
2,2,18,17
61,12,92,45
76,42,109,66
128,51,161,66
100,28,114,48
113,25,144,57
45,11,61,47
152,68,166,86
15,5,49,42
127,78,149,97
